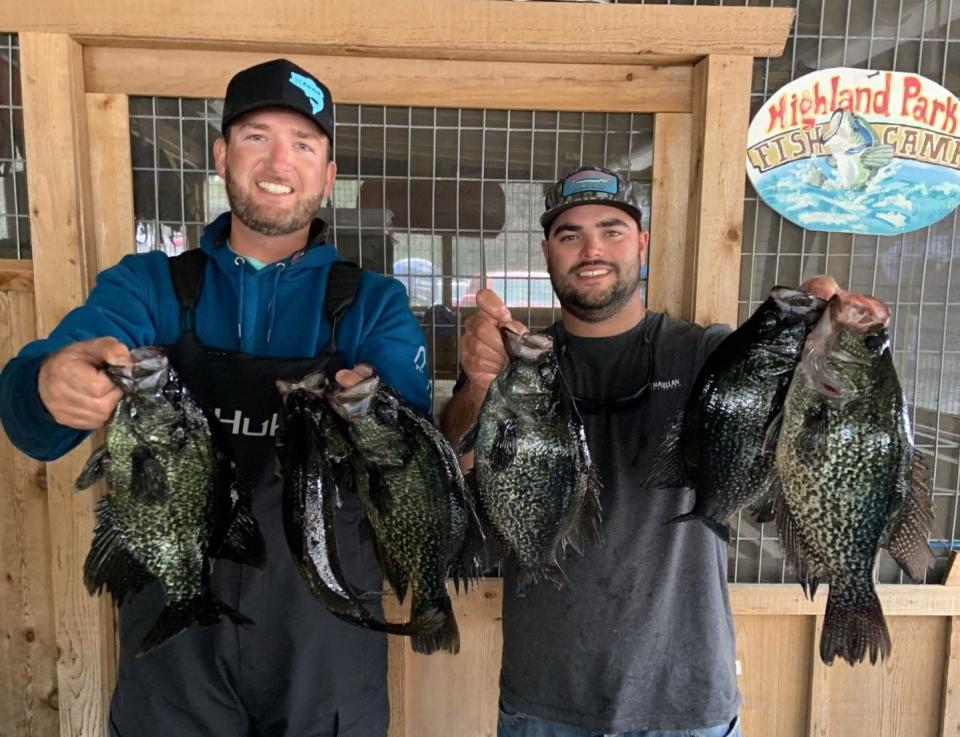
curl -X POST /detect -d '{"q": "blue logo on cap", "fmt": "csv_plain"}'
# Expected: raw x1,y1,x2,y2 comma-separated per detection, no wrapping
289,71,325,115
561,171,618,198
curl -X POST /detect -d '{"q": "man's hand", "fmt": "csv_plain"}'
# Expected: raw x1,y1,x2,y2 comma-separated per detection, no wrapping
459,289,527,400
800,275,844,302
335,363,374,388
37,337,132,430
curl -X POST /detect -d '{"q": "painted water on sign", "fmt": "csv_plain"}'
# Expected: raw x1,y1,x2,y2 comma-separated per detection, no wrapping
755,157,960,236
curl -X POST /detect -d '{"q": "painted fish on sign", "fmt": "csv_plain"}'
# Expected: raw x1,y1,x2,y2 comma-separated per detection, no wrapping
746,67,960,236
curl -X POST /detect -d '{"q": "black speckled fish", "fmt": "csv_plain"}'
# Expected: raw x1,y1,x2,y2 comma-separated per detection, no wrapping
462,328,602,593
328,373,472,654
76,347,265,655
775,293,934,666
660,286,825,540
277,371,443,639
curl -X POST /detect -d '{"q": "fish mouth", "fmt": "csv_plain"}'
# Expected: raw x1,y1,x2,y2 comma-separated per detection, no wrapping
328,374,380,420
276,370,327,399
502,328,554,362
770,286,828,326
819,108,847,145
106,347,169,395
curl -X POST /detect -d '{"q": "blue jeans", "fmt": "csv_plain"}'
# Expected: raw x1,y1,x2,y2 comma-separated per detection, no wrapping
497,699,741,737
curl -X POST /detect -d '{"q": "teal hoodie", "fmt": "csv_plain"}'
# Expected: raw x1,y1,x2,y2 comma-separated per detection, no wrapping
0,212,431,460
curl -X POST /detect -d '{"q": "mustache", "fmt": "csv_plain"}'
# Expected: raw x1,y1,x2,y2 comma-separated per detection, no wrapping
567,260,619,277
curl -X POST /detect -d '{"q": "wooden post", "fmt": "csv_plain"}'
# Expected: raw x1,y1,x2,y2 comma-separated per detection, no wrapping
0,262,59,737
684,54,753,328
86,93,135,270
941,553,960,736
19,33,116,737
648,112,692,318
807,615,832,737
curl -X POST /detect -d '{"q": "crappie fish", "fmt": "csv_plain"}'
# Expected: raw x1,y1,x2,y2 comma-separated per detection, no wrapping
775,294,934,665
76,347,265,655
328,374,471,654
814,108,894,189
661,287,826,539
276,371,444,639
462,328,602,593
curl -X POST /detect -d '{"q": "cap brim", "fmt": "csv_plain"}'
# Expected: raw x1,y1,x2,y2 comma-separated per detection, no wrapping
221,101,334,143
541,200,643,233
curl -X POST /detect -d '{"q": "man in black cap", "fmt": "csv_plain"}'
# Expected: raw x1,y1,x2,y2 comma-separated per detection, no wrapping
442,166,743,737
1,59,430,736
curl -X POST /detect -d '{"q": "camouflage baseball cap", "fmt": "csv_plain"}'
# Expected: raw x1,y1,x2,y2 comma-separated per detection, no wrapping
541,166,643,235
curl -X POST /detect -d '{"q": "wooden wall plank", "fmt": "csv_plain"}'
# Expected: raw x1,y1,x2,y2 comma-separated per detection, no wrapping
942,618,960,737
648,112,692,317
4,2,795,65
19,32,116,737
83,47,693,113
685,54,754,328
737,614,812,737
85,93,134,270
0,287,59,737
828,617,947,737
730,584,960,616
386,580,502,737
807,616,831,737
0,260,34,292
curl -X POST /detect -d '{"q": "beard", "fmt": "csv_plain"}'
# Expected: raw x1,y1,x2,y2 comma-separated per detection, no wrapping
224,166,323,237
548,258,642,323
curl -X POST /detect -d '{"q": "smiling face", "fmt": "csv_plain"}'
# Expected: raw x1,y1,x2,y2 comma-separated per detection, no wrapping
541,203,649,324
213,107,337,241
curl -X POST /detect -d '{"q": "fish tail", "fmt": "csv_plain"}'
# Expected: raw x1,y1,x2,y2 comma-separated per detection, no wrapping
820,584,891,666
667,512,730,543
137,595,253,656
410,601,459,655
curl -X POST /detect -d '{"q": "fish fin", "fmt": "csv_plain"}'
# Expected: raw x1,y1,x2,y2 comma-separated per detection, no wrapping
373,540,409,605
515,561,568,595
820,583,891,666
75,445,110,491
216,481,267,569
83,497,154,602
775,494,825,599
798,402,829,457
861,144,894,170
884,450,935,582
668,512,730,543
448,473,488,591
458,422,480,456
559,467,604,556
489,420,518,471
642,409,687,488
130,446,168,503
411,604,460,655
137,595,254,656
761,410,785,456
750,477,782,524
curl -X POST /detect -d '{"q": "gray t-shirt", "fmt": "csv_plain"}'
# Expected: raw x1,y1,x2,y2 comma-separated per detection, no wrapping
499,311,739,733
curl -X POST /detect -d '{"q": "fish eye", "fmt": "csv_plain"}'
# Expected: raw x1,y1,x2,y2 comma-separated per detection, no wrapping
538,364,556,381
864,334,886,353
762,314,778,330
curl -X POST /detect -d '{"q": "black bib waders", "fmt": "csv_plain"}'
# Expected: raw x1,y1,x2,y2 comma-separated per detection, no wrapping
108,251,388,737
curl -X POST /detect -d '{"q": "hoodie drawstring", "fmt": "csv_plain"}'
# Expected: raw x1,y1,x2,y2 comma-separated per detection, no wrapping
234,255,245,340
266,262,286,343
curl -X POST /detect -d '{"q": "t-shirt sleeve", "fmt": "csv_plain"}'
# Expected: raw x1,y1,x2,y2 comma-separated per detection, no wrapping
696,321,733,370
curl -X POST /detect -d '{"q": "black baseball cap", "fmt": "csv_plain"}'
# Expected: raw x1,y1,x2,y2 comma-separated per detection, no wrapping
541,166,643,236
221,59,335,145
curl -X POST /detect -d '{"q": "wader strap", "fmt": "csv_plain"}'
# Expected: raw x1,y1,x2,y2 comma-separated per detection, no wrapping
168,248,207,334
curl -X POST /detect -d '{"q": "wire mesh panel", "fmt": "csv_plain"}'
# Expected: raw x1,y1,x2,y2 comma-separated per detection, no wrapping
127,99,653,383
0,33,27,259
